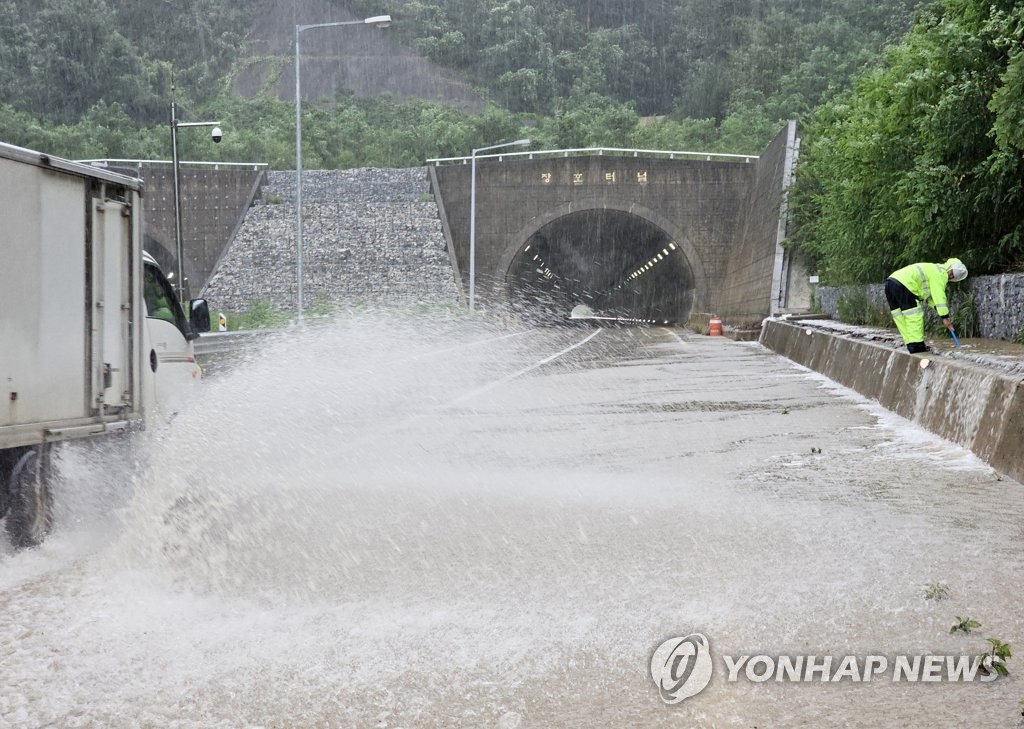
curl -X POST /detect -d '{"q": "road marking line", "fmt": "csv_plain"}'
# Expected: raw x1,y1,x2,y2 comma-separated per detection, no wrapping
449,328,603,405
666,328,687,345
344,328,603,447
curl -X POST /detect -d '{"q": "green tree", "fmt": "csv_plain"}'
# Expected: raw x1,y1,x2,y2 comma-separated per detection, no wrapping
628,117,718,151
480,0,556,112
791,0,1024,283
545,91,639,148
668,0,753,119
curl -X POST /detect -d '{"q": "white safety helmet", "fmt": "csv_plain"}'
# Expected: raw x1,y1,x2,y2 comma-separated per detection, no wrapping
944,258,968,282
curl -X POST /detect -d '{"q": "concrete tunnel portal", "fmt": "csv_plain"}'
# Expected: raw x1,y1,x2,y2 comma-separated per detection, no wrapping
504,208,695,323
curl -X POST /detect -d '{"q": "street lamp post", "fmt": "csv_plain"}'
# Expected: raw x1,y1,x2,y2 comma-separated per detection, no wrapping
294,14,391,325
469,139,531,312
170,87,222,302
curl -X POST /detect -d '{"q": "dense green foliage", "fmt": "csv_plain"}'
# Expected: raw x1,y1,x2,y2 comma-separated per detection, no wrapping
790,0,1024,281
0,92,764,169
0,0,923,165
0,0,245,126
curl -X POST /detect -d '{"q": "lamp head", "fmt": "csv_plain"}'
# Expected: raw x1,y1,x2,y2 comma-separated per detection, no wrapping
365,15,392,28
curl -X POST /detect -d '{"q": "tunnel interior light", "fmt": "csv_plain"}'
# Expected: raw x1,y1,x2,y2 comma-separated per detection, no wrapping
515,212,691,323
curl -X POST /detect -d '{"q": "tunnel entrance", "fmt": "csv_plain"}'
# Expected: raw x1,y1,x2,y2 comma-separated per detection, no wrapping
505,209,695,324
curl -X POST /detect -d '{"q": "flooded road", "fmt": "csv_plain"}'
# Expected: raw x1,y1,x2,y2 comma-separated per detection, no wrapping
1,320,1022,728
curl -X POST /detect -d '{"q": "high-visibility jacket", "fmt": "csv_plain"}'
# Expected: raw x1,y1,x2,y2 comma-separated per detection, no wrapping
889,262,950,317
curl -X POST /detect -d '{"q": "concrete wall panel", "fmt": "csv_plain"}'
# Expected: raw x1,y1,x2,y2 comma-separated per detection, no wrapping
762,319,1024,483
718,122,796,322
990,385,1024,472
141,167,266,294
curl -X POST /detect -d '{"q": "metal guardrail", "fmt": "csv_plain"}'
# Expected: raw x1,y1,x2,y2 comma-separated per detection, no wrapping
426,147,759,165
77,158,268,170
193,330,279,355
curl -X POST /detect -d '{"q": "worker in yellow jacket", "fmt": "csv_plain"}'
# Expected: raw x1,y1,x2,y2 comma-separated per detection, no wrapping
885,258,968,353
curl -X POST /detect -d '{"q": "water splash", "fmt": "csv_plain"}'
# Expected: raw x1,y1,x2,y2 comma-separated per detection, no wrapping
2,316,1022,727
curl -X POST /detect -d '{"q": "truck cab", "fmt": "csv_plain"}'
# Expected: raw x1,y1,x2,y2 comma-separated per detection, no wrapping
141,252,209,418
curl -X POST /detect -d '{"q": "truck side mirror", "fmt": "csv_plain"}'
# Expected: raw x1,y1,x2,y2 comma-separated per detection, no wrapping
190,299,211,334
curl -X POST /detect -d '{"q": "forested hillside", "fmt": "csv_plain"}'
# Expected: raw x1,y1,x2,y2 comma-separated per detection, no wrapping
346,0,922,119
0,0,246,125
0,0,922,164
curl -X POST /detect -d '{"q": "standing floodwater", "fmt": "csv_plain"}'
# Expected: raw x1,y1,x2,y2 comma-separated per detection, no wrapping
1,317,1021,727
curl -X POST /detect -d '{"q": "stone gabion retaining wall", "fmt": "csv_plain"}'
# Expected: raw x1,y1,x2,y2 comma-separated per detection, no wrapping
816,273,1024,341
814,283,887,319
202,168,460,314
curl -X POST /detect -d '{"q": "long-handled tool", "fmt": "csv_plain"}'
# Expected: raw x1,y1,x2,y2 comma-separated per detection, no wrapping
950,329,961,349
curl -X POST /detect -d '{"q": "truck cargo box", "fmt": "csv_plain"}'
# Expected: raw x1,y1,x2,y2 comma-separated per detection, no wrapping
0,143,145,449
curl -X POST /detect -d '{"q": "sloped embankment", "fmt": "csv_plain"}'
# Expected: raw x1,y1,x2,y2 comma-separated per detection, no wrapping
203,168,460,314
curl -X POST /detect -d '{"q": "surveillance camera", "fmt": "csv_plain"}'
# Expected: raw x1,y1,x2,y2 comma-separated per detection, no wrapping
211,126,223,143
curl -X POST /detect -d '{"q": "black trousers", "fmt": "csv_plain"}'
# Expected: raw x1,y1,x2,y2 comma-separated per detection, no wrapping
884,277,918,311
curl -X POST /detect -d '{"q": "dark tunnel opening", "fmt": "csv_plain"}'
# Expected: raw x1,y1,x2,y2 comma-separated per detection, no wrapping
505,209,695,325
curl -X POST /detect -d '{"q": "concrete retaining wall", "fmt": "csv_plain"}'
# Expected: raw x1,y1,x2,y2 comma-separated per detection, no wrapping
129,166,266,295
719,121,799,321
816,274,1024,341
760,319,1024,483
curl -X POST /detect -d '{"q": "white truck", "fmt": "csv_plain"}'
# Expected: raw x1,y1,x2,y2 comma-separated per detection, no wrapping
0,141,210,548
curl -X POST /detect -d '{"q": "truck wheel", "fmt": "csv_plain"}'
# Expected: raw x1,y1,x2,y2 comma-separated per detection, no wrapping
6,447,53,549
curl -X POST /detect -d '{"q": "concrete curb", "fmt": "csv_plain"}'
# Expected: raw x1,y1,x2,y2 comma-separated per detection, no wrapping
760,319,1024,483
